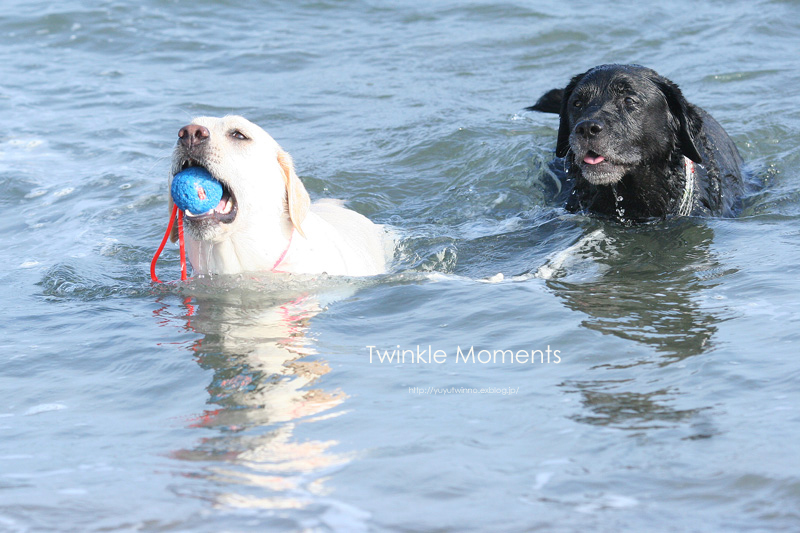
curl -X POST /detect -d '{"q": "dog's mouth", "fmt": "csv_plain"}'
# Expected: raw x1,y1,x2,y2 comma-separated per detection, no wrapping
175,159,238,224
576,150,628,185
583,151,606,165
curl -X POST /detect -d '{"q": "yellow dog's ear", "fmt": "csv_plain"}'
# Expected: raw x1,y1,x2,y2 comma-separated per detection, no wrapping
277,148,310,238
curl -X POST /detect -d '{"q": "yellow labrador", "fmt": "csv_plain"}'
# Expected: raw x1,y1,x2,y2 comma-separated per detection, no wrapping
169,116,391,276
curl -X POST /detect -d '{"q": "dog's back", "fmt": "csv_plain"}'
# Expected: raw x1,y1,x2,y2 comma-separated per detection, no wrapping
286,201,392,277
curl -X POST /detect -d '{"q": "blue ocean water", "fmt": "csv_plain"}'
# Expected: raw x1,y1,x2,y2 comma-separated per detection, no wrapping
1,1,800,531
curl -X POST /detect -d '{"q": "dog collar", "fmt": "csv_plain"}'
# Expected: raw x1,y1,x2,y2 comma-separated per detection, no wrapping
678,157,696,216
271,229,294,272
151,211,296,280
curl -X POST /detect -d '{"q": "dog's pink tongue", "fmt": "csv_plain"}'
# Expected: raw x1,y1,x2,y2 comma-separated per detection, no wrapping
584,154,606,165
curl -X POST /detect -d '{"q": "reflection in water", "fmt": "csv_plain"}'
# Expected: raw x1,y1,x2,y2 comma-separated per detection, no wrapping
538,221,734,433
165,281,354,512
541,221,730,361
563,379,710,432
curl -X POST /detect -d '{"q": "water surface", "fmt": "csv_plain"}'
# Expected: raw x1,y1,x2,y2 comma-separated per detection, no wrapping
2,1,800,531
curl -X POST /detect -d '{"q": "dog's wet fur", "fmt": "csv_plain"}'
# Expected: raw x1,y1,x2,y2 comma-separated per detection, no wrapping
168,115,391,276
529,64,744,222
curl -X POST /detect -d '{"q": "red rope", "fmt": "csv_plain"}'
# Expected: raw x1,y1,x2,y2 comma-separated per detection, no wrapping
150,204,188,283
178,210,187,281
151,207,291,282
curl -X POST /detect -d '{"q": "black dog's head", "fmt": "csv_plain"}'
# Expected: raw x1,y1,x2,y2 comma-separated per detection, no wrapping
531,64,703,186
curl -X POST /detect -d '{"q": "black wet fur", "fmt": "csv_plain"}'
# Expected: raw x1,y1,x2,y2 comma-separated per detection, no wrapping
528,64,744,222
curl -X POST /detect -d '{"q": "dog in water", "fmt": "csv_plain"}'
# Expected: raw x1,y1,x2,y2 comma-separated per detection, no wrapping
169,116,392,276
529,64,744,222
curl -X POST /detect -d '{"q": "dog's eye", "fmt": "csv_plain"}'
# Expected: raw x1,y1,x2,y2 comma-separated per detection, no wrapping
230,130,249,141
624,96,637,107
572,99,583,109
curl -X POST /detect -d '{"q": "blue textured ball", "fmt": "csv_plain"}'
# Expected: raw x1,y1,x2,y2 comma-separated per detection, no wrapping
171,167,224,215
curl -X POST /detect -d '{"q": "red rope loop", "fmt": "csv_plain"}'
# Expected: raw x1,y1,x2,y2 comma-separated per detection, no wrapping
150,205,188,283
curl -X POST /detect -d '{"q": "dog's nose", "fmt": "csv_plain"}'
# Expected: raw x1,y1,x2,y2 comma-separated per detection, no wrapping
178,124,210,148
575,119,603,139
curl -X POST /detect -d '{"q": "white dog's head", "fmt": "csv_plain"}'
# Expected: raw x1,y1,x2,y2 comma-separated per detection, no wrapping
170,116,310,245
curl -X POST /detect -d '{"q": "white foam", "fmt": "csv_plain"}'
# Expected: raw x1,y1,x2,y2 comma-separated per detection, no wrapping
535,229,613,280
575,493,639,513
24,403,67,416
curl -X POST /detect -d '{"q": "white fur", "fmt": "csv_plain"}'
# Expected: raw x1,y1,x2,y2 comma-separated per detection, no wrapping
170,115,391,277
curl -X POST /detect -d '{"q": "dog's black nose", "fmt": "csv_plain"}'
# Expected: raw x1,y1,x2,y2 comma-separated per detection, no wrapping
575,119,603,139
178,124,210,148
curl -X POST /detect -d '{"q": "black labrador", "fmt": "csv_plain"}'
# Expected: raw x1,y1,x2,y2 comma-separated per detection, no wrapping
529,64,744,222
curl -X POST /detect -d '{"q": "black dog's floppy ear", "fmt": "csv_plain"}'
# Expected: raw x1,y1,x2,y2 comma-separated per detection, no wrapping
527,70,588,158
526,88,563,114
655,78,703,164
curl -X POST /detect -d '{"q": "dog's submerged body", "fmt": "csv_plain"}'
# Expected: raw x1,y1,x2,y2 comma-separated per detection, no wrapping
169,116,391,277
529,64,744,222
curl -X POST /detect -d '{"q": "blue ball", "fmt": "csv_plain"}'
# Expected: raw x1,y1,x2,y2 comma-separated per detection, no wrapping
171,167,224,215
